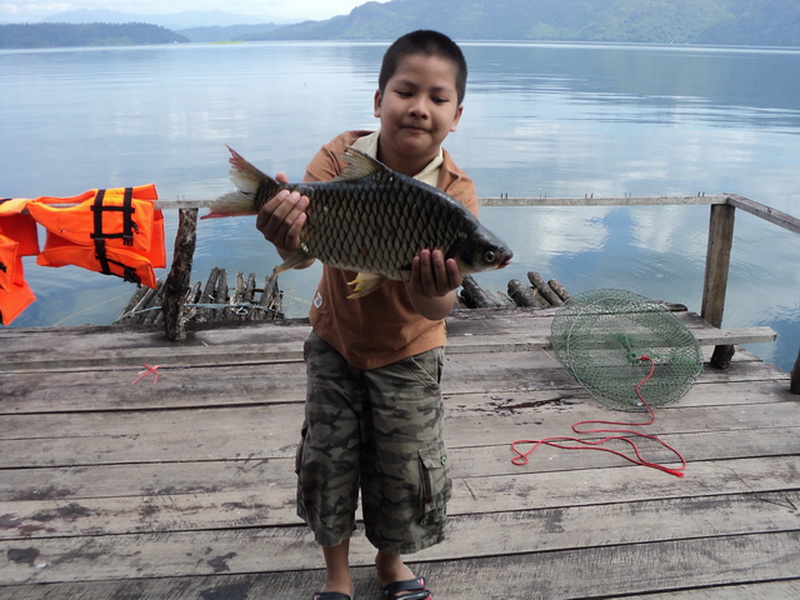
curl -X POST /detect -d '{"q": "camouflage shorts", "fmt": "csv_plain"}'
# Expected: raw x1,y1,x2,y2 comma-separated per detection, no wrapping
296,331,452,555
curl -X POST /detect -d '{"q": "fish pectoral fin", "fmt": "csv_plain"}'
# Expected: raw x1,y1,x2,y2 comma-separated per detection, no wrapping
330,147,385,182
346,272,388,299
273,250,314,274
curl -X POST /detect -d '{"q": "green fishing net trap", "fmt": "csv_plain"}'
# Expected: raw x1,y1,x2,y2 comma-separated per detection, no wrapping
551,289,704,411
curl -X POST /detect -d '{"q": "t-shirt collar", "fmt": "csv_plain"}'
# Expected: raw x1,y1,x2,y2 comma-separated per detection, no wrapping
351,130,443,188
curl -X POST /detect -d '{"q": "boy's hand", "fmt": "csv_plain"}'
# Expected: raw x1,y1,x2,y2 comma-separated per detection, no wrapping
406,249,461,320
255,173,309,259
409,249,462,298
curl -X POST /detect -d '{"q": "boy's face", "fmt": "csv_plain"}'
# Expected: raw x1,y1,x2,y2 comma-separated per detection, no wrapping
374,53,463,170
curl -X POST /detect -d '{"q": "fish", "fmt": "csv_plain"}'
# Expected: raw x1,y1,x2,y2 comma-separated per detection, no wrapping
206,146,513,298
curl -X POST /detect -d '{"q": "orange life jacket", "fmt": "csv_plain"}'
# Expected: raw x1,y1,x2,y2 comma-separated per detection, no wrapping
0,185,165,325
0,209,40,325
0,236,37,325
27,185,166,288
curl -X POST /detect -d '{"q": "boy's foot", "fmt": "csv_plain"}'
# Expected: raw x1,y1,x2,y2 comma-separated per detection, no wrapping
375,552,432,599
381,578,431,600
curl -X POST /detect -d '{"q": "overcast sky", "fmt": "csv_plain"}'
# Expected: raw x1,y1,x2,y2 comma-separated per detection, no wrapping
0,1,386,23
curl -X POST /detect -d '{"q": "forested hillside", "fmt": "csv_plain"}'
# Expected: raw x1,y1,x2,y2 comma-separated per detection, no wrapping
0,23,189,48
253,0,800,46
2,0,797,47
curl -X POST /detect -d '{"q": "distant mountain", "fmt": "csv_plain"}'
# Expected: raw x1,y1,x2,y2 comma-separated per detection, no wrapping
0,22,189,48
42,9,267,30
16,0,800,47
251,0,800,47
177,23,283,43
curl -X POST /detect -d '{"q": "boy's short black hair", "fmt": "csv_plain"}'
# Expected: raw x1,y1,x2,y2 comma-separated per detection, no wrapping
379,30,468,105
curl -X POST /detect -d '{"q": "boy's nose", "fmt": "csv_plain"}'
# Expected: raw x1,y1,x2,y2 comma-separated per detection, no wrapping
409,98,430,118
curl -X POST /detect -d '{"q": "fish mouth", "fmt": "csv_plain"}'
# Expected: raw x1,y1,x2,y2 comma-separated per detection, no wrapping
498,250,513,269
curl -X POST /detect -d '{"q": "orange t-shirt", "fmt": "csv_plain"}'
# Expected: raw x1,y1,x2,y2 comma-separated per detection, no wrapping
305,130,478,370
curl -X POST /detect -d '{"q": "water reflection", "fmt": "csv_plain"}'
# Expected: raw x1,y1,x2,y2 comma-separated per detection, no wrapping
1,42,798,372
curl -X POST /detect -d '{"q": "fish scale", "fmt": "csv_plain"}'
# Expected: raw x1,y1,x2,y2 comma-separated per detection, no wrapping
207,146,513,298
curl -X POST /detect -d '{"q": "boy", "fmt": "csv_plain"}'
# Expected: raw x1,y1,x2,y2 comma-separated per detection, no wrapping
257,30,476,600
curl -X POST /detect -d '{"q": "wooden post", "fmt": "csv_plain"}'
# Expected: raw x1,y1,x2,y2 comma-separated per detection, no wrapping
162,208,198,341
701,202,736,368
791,347,800,395
508,279,548,308
460,275,505,308
527,271,563,306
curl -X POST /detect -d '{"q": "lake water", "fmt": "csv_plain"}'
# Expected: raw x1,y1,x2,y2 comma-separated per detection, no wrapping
2,41,799,372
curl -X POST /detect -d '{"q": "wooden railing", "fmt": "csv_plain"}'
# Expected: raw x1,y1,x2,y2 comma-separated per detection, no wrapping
160,194,799,391
478,194,800,392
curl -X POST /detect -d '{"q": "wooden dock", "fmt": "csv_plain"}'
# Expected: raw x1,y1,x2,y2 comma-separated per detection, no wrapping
1,304,798,599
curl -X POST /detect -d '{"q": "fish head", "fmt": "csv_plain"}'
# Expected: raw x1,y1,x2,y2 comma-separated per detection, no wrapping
450,227,513,273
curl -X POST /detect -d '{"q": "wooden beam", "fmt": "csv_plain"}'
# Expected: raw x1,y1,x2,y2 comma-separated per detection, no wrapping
478,194,729,207
146,195,731,211
726,194,800,235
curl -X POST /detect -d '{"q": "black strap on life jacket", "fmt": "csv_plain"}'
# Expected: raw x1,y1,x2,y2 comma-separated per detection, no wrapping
90,188,142,285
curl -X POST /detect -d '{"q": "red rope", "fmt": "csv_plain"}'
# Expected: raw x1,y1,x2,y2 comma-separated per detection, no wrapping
511,356,686,477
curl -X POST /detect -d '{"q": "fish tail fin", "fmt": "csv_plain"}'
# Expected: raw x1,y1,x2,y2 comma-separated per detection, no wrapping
201,192,257,219
202,146,279,218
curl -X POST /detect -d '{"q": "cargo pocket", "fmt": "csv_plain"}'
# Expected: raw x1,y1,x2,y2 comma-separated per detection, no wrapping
418,441,452,526
403,347,444,398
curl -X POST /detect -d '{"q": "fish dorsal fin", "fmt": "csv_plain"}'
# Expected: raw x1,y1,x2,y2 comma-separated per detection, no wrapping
329,146,387,183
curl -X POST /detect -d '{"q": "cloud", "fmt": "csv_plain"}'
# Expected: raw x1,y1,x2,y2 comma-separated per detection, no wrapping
0,0,381,23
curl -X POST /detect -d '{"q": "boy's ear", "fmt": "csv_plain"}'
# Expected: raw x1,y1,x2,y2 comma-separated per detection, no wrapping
373,89,382,117
450,104,464,132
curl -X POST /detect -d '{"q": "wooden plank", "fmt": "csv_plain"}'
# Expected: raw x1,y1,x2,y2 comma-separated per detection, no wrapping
2,455,798,541
2,390,798,466
0,356,775,417
0,324,776,374
2,425,798,508
613,580,800,599
3,571,798,600
0,341,785,415
1,308,773,369
5,375,795,444
2,490,798,584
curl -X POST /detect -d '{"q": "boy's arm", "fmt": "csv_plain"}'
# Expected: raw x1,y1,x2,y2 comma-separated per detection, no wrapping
405,248,461,321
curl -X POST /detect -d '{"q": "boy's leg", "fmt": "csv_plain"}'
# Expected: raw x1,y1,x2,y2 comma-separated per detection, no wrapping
300,332,363,596
362,347,450,596
322,540,352,596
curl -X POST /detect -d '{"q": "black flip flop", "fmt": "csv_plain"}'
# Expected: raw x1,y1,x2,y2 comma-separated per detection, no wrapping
382,577,432,600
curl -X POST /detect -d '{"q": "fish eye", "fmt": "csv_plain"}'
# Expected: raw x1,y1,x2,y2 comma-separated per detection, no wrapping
482,250,496,263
